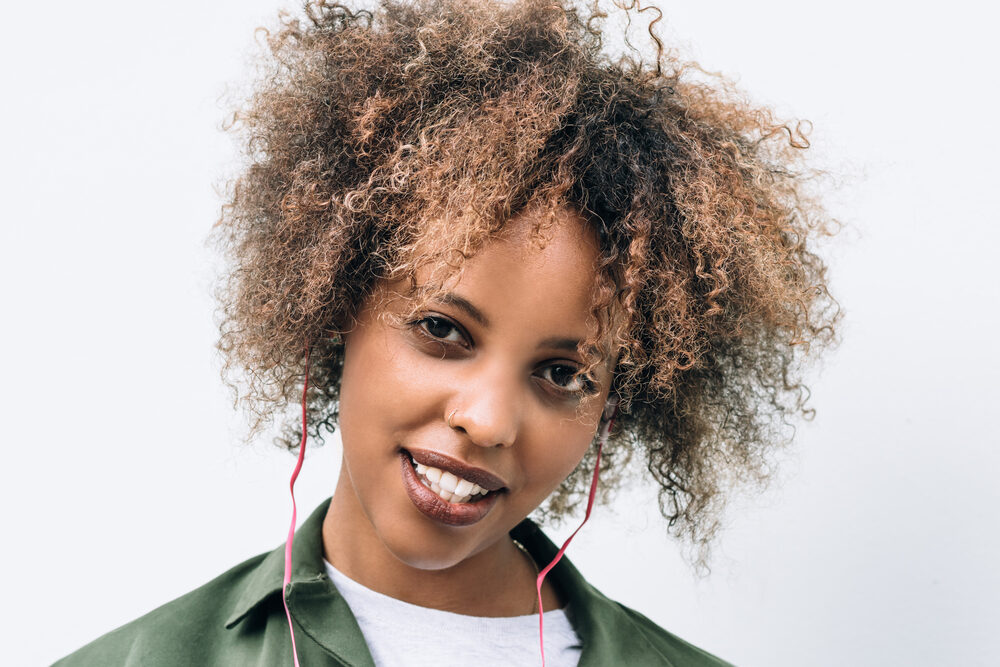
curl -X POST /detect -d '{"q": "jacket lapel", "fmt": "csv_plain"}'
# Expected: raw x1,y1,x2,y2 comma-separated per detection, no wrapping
224,499,376,667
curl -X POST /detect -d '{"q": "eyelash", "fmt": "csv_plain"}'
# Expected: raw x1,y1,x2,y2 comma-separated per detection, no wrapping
410,315,598,398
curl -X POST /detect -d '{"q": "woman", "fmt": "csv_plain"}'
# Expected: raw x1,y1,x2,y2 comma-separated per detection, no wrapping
55,0,838,665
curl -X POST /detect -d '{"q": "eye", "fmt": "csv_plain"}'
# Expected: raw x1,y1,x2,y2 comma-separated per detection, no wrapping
538,364,597,396
414,315,468,346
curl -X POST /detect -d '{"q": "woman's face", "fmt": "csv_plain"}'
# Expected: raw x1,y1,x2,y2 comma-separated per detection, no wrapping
334,206,613,570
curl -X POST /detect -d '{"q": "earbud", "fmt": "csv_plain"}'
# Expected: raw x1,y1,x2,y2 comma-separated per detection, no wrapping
601,395,620,423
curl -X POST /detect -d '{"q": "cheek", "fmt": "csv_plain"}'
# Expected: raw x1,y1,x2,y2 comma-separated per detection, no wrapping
520,395,605,497
339,324,451,448
522,423,595,496
339,330,406,472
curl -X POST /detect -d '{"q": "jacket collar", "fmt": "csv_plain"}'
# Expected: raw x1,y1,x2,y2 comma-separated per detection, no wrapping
224,499,374,666
510,519,676,666
224,499,328,630
226,498,673,666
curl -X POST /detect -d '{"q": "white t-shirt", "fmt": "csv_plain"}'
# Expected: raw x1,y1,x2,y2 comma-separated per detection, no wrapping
323,559,582,667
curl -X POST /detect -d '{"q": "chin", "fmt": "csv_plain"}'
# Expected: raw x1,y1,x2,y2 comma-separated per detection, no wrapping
375,522,483,571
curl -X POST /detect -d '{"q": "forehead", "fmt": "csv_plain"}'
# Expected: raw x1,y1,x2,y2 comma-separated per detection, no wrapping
450,207,601,321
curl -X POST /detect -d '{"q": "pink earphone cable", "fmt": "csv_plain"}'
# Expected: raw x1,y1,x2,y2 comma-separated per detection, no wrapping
282,344,311,667
534,398,619,667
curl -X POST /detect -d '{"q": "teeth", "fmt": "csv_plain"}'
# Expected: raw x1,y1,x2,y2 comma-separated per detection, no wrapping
439,471,458,493
411,459,492,505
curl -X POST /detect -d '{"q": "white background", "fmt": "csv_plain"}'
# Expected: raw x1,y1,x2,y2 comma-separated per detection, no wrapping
2,1,998,665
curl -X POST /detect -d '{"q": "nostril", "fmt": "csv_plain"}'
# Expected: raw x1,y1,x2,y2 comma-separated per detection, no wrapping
447,405,519,449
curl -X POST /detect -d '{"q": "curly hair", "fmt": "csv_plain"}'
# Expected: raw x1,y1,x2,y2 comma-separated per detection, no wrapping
212,0,840,559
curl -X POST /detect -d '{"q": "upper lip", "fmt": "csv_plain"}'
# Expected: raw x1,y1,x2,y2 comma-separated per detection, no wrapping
405,448,508,492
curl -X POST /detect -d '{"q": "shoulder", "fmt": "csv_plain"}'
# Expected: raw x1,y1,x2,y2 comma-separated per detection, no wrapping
52,551,269,667
512,519,732,667
565,578,734,667
612,600,735,667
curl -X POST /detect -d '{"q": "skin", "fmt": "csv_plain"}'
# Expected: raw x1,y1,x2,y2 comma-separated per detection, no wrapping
322,205,615,617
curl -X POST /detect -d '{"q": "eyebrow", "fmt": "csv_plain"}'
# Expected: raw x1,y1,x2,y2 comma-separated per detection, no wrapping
437,292,490,328
537,337,584,354
434,292,585,354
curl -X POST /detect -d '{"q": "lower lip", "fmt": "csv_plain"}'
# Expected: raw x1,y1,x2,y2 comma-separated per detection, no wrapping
399,452,501,527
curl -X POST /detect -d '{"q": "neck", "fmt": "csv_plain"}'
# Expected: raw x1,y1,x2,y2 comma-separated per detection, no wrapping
322,468,559,616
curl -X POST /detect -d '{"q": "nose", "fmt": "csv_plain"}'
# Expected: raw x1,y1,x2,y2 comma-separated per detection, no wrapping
447,364,522,449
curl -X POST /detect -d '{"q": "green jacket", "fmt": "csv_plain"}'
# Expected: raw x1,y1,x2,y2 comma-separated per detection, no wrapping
55,499,732,666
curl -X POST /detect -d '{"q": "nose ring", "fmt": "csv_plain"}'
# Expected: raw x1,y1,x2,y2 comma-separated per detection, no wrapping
447,409,457,429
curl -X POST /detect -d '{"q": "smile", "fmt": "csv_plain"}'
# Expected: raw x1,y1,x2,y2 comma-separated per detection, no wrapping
413,462,491,504
399,449,506,527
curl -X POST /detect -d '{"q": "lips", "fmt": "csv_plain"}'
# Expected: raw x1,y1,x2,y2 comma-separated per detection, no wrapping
399,449,506,526
407,448,507,491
